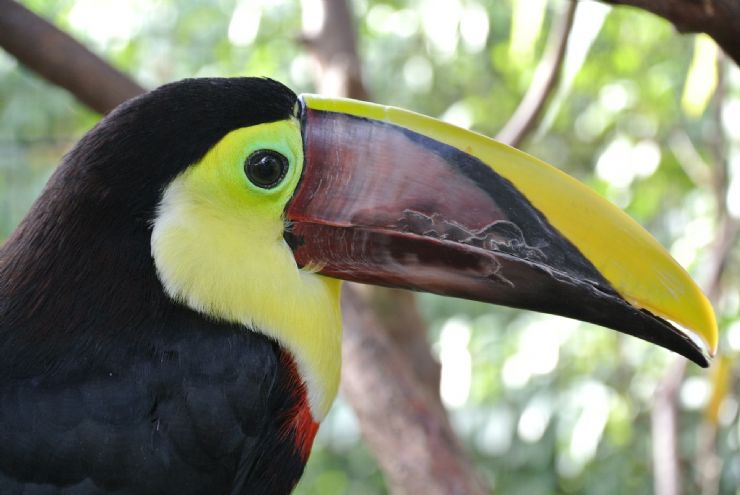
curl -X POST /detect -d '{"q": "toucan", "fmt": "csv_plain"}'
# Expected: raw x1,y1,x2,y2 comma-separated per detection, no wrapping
0,78,716,494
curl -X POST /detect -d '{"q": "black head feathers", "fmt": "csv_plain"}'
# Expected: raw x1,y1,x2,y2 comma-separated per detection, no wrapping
62,77,298,214
0,78,297,372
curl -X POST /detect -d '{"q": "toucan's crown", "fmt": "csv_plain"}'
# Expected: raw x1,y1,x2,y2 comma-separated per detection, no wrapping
63,77,298,213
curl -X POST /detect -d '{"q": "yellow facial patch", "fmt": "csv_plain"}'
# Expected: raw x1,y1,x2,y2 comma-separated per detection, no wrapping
151,119,342,420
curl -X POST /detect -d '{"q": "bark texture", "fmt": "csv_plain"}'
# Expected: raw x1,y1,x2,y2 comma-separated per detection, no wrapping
341,288,489,495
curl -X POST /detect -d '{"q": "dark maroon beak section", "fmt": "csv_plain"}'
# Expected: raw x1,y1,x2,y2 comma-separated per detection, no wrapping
284,102,710,366
286,105,613,311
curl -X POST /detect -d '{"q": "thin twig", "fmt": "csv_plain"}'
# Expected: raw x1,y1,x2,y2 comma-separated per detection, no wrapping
496,0,577,147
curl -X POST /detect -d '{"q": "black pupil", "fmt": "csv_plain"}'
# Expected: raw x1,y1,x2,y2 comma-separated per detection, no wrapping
245,150,288,189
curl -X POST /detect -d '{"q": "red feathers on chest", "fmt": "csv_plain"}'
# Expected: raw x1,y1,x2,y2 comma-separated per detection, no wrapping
278,351,320,461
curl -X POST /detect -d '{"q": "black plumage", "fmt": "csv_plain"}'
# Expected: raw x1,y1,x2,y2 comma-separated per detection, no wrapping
0,78,313,494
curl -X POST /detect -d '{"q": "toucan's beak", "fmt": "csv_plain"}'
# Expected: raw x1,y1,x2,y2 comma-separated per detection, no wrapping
286,95,718,367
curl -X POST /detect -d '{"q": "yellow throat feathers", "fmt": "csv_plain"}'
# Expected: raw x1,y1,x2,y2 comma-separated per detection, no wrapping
150,119,342,420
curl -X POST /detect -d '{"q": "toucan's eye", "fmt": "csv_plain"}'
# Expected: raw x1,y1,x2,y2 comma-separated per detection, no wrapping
245,150,289,189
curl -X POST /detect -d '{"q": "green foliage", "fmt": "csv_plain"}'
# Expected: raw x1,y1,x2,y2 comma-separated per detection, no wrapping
2,0,739,493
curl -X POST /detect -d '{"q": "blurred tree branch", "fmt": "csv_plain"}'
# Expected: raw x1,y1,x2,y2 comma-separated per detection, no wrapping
496,0,577,148
298,0,444,405
593,0,740,66
0,0,144,114
298,0,368,101
342,288,489,495
695,52,737,495
704,53,739,305
652,51,738,495
652,358,688,495
299,0,488,492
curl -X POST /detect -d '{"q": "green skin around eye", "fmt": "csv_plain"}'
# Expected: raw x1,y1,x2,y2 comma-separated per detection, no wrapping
232,126,303,204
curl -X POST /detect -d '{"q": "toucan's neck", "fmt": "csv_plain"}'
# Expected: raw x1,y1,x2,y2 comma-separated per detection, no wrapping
0,161,166,372
151,173,343,421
